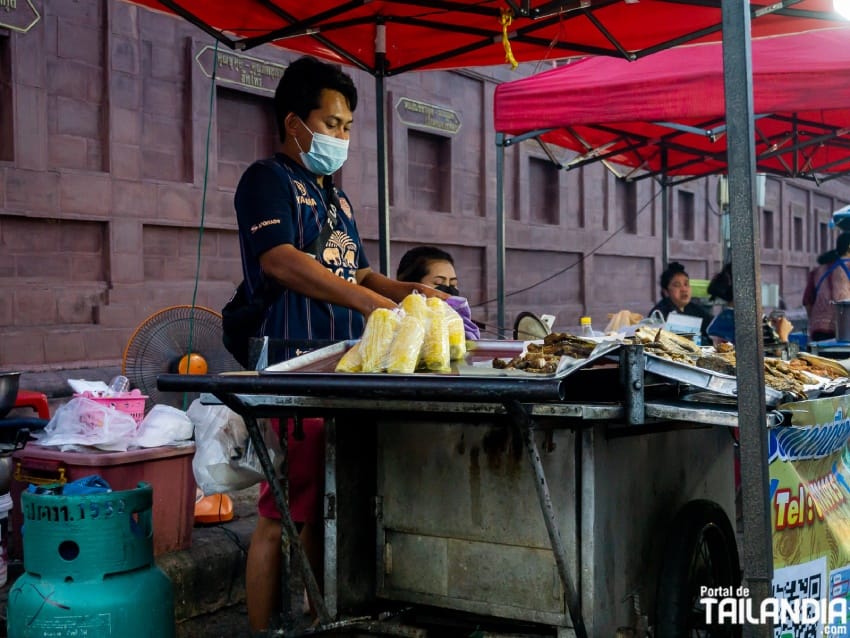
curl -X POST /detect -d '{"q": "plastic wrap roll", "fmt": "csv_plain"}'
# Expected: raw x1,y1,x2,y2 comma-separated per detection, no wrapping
422,297,450,372
386,315,426,374
360,308,402,372
335,342,363,372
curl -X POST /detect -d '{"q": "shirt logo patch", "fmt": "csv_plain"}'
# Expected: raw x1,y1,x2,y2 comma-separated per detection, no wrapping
322,230,358,269
293,179,317,206
250,218,281,234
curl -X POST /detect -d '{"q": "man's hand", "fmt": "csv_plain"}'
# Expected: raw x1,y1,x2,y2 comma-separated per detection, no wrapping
446,296,480,340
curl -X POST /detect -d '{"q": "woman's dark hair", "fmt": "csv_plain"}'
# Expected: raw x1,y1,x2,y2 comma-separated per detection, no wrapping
708,262,734,302
274,56,358,143
659,261,688,292
836,232,850,257
397,246,455,283
818,249,839,265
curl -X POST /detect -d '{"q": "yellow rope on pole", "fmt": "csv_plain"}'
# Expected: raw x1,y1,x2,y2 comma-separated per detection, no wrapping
500,8,519,70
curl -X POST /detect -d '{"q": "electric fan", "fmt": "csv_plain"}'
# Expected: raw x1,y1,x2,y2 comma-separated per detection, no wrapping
122,305,241,410
513,311,553,340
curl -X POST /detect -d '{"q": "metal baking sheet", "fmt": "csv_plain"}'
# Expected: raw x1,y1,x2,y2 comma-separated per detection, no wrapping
261,338,621,380
262,339,529,375
644,352,785,405
461,338,621,378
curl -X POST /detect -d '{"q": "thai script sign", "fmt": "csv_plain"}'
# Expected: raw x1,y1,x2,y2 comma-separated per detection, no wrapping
195,46,286,95
0,0,40,33
396,97,461,135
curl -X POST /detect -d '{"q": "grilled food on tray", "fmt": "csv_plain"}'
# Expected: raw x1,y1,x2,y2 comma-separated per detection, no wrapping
635,328,842,398
492,333,597,373
794,352,848,379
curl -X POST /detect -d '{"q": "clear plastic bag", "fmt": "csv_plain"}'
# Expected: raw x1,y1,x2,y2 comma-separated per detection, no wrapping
187,399,273,495
32,397,140,452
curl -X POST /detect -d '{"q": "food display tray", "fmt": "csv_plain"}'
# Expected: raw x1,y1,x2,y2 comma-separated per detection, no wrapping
262,339,621,380
644,352,785,406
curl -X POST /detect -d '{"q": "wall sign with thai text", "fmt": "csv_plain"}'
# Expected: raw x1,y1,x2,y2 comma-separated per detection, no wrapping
395,97,461,135
0,0,40,33
195,46,286,95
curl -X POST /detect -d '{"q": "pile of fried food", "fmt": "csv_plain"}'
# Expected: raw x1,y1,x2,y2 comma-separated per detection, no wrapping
492,332,597,374
633,327,847,398
335,293,466,374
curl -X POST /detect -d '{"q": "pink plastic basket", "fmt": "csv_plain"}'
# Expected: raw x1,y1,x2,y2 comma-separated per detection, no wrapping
74,390,147,424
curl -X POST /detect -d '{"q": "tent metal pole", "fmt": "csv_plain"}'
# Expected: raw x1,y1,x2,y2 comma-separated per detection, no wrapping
375,22,390,275
721,1,772,635
496,133,506,338
661,157,669,269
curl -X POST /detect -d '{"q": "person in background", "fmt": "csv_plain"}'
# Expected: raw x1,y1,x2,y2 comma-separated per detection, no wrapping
649,261,712,338
706,263,735,346
235,56,457,633
705,262,793,347
397,246,459,295
802,248,840,315
805,232,850,342
397,246,481,337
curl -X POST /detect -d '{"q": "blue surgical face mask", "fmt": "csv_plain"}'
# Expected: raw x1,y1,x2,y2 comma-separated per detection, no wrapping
296,118,349,175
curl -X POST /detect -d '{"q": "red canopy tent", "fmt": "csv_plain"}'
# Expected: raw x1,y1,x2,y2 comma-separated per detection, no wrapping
494,25,850,180
122,0,842,72
125,0,844,275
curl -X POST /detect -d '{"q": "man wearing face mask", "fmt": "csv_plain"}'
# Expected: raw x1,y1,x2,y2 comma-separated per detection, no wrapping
234,56,452,632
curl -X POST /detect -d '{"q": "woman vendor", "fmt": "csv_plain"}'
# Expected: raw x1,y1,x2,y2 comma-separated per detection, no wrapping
649,262,712,338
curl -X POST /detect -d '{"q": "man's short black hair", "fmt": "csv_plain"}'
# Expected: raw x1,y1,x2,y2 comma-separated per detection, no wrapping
274,56,358,143
659,261,688,292
397,246,455,283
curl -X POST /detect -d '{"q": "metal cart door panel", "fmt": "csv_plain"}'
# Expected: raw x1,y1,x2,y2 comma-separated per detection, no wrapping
376,420,576,626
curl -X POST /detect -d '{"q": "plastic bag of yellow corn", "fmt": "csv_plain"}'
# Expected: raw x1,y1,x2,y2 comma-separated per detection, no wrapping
444,306,466,360
359,308,402,372
386,314,426,374
400,291,429,322
335,342,363,372
422,297,450,372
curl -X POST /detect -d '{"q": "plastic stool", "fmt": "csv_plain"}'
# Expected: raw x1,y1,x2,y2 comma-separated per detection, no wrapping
13,390,50,420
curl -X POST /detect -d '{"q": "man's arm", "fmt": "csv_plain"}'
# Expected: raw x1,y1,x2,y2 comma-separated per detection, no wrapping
357,270,448,304
259,245,396,316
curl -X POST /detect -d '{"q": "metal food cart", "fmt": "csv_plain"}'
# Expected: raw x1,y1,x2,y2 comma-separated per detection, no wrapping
160,339,773,637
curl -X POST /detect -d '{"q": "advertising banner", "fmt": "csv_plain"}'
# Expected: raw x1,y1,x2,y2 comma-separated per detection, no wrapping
768,394,850,637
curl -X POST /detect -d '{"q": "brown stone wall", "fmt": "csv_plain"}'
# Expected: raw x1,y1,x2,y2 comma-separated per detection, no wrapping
1,1,849,370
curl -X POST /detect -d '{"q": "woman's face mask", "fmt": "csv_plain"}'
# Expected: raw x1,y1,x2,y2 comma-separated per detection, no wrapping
296,118,349,175
434,284,460,297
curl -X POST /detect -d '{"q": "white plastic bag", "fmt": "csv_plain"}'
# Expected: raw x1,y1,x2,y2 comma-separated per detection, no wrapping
32,397,139,452
187,399,272,495
135,404,194,448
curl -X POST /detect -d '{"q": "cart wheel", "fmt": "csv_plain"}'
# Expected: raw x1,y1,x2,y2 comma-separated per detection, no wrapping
655,499,741,638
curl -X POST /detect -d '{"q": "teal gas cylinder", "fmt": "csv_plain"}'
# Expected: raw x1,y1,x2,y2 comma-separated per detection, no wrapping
7,482,174,638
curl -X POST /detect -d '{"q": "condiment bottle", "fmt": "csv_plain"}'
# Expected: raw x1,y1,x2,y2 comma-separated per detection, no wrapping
580,316,594,337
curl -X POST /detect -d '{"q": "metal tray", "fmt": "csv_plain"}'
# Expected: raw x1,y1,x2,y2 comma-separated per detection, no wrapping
644,352,785,406
262,338,621,380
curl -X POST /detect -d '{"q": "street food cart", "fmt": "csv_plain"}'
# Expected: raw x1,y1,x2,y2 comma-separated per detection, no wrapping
158,336,789,637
